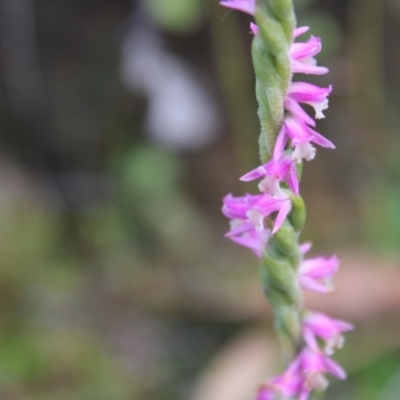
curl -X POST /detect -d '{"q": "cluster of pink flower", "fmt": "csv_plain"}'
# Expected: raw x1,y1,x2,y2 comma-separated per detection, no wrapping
256,302,353,399
220,1,353,399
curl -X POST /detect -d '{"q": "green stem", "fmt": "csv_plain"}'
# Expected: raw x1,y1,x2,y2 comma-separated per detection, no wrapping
252,0,305,363
253,0,295,162
261,196,305,362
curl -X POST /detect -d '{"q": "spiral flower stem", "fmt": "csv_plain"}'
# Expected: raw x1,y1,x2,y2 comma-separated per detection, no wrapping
220,0,353,398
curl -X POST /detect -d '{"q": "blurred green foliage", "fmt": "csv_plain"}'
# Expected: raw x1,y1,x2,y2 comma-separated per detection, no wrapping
144,0,205,33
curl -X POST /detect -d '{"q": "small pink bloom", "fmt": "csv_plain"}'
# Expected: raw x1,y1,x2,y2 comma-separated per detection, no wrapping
269,357,303,396
303,312,354,355
222,193,260,221
298,255,340,293
284,115,335,161
258,357,303,399
300,347,347,392
251,194,292,233
288,82,332,119
226,221,270,258
220,0,256,15
290,35,329,75
240,155,299,196
222,193,292,234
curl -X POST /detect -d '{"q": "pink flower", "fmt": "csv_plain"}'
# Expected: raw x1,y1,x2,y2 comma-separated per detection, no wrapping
299,347,347,393
256,346,347,400
298,254,340,293
290,33,329,75
255,387,274,400
220,0,256,15
283,115,335,161
288,82,332,120
226,221,270,258
257,357,303,399
222,193,292,234
240,155,299,196
250,25,328,75
303,312,354,355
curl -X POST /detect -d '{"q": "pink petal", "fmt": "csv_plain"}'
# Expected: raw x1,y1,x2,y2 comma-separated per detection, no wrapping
288,162,299,195
250,22,259,35
291,61,329,75
324,357,347,380
240,166,266,182
219,0,256,15
299,276,331,293
303,326,319,351
230,235,262,258
294,26,310,38
300,255,339,279
272,199,292,233
225,221,254,237
273,126,288,160
289,82,332,103
290,36,322,60
284,115,311,142
309,128,336,149
300,242,312,254
284,97,316,127
293,65,329,76
299,389,311,400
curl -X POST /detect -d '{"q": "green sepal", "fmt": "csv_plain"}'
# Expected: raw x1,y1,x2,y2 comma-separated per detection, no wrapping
287,191,306,232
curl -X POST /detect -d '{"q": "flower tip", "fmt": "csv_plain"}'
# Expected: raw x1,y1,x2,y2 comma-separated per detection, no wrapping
294,26,310,38
250,22,259,35
219,0,256,16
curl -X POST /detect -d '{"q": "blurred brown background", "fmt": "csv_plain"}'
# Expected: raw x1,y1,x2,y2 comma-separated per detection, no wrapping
0,0,400,399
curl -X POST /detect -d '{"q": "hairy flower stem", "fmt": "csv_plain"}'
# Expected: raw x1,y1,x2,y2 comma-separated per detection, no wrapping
253,0,304,363
262,192,306,362
253,0,295,162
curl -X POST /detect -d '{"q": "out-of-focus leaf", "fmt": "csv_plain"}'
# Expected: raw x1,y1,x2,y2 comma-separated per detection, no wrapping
376,365,400,400
144,0,204,33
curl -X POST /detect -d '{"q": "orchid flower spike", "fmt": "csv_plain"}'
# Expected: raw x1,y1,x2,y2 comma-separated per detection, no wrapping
219,3,351,399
